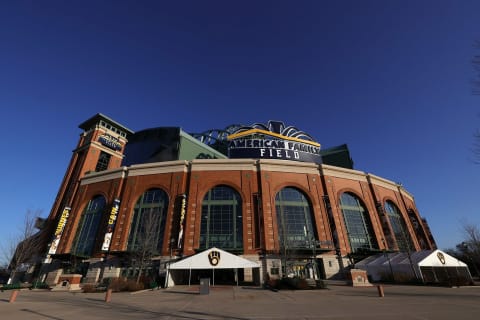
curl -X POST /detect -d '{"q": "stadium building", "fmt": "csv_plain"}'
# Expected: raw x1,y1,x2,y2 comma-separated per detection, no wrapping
35,113,437,287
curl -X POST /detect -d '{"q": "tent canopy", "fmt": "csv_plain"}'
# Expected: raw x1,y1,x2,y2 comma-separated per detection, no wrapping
167,247,260,270
356,250,468,269
417,250,467,267
355,249,471,282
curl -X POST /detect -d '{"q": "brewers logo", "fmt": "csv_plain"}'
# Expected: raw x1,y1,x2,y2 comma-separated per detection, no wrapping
437,252,446,265
208,250,221,266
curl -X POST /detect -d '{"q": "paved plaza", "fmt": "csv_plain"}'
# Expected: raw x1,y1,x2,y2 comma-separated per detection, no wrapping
1,283,479,319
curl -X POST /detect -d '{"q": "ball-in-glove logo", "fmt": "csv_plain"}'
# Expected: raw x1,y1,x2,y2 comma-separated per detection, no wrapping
437,252,446,265
208,250,221,266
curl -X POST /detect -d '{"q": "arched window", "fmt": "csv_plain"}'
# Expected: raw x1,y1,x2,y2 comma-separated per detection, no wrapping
199,185,243,250
127,188,169,254
72,195,106,257
384,201,414,252
275,187,316,250
339,193,377,253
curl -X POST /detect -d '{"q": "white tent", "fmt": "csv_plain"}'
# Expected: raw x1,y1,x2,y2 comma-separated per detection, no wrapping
166,247,260,287
418,250,467,268
356,250,472,284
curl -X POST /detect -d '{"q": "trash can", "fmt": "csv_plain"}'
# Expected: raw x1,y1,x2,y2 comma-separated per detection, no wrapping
199,278,210,295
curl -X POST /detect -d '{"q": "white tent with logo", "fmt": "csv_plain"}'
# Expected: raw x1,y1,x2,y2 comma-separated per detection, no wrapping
356,250,472,284
165,247,260,287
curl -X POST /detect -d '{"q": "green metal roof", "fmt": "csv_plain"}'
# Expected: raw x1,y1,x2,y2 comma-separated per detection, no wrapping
320,144,354,169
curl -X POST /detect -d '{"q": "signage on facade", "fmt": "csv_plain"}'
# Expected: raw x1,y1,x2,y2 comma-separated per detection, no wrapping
227,121,322,163
177,194,187,249
101,199,120,252
47,206,71,255
98,134,122,151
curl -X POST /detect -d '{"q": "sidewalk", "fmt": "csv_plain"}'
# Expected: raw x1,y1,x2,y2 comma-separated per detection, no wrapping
1,284,480,319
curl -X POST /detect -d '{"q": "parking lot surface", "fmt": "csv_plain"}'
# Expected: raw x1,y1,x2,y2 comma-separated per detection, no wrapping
1,283,480,319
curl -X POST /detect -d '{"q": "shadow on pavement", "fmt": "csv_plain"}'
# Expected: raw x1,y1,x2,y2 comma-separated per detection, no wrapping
20,308,64,320
163,290,199,295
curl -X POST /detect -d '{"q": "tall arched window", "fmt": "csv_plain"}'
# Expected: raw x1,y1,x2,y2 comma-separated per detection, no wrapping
384,201,414,252
339,193,377,252
127,188,169,254
275,187,316,250
199,185,243,250
72,195,106,257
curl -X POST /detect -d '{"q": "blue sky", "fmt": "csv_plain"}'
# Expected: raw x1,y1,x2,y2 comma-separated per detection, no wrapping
1,0,479,264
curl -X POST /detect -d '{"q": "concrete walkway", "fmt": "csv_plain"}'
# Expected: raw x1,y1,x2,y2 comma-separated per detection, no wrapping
2,283,480,319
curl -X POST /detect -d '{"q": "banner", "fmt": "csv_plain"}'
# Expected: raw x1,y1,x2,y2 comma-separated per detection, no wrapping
47,206,71,255
177,195,187,249
101,199,120,251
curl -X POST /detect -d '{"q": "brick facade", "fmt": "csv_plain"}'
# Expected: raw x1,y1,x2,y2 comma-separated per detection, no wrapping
38,114,437,286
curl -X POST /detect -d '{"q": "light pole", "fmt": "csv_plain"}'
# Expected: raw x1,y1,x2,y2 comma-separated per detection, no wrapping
400,228,420,282
382,238,394,282
279,208,289,278
169,238,175,259
304,227,320,280
310,237,320,280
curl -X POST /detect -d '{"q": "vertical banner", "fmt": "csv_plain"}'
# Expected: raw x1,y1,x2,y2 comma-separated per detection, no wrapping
48,206,71,255
177,195,187,249
102,199,120,251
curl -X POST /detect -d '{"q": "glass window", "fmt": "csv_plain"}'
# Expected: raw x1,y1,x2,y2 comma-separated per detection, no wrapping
384,201,414,252
127,189,169,254
72,195,106,257
199,185,243,250
275,187,316,250
339,193,377,252
95,151,111,172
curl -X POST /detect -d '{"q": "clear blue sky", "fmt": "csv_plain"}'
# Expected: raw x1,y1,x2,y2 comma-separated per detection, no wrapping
1,1,479,264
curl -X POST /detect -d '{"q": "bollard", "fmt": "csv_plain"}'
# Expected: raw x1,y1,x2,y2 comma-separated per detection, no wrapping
9,290,19,303
376,285,384,297
105,288,112,303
